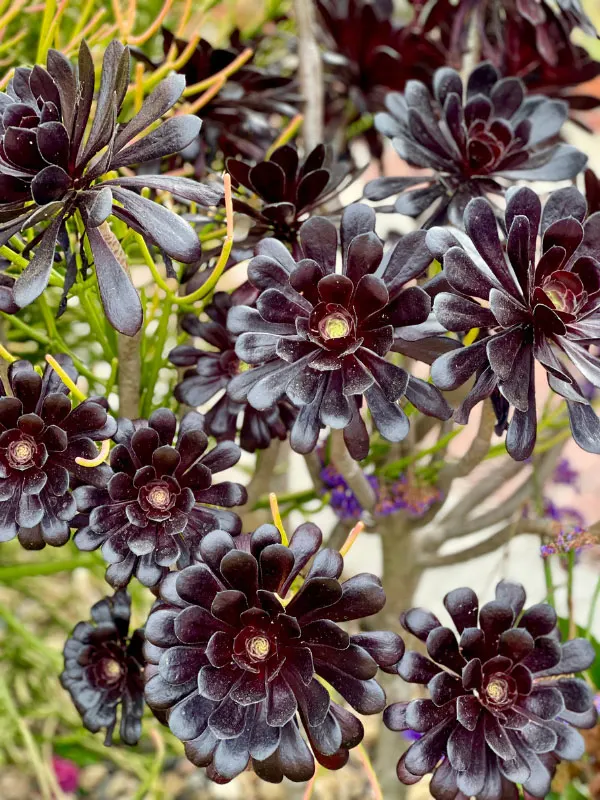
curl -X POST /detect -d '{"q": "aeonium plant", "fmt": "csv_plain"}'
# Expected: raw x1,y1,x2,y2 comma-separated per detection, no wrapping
0,39,222,334
428,185,600,460
1,5,599,799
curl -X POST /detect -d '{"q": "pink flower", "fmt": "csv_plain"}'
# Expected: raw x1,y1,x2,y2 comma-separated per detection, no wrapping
52,756,79,794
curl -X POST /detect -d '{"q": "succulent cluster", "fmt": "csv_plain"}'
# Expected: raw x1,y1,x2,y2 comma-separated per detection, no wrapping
169,291,296,452
156,31,297,174
73,409,246,588
365,62,587,226
0,40,221,333
501,3,600,126
226,203,452,459
0,4,596,794
386,580,597,798
227,144,351,253
317,0,445,157
61,590,145,745
428,185,600,460
144,524,400,782
411,0,597,69
0,356,115,549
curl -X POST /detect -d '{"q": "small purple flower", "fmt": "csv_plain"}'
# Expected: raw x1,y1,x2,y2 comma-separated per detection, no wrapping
320,464,440,520
52,756,79,793
321,465,379,520
544,499,585,529
552,459,580,489
539,522,596,561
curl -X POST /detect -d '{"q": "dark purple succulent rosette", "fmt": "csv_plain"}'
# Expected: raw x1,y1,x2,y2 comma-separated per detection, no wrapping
169,291,296,453
386,579,597,799
317,0,446,108
226,145,352,254
0,355,115,550
158,30,298,172
0,39,222,335
61,589,145,746
226,203,452,461
414,0,596,73
316,0,447,162
144,523,401,783
428,185,600,461
73,409,246,589
502,4,600,128
364,62,587,227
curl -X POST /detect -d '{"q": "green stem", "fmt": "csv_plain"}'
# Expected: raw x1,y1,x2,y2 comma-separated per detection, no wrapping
383,429,461,477
52,734,148,780
140,298,173,418
252,488,317,510
133,234,175,298
132,729,166,800
567,549,576,639
543,557,556,608
4,312,50,345
586,576,600,641
0,673,56,800
0,604,62,669
76,285,114,360
0,554,99,581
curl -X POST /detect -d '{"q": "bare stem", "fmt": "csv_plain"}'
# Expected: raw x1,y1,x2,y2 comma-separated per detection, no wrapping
293,0,324,150
438,399,495,488
461,10,481,80
98,222,142,418
238,439,282,530
418,518,554,568
330,429,376,513
117,329,142,418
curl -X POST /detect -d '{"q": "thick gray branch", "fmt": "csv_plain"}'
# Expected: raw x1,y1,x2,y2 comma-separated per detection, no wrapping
438,399,495,488
293,0,324,150
330,429,377,513
117,331,142,418
418,518,554,568
303,451,323,493
422,445,563,550
237,439,282,530
437,457,526,524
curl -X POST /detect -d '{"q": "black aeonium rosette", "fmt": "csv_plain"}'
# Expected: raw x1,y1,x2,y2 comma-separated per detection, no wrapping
61,589,145,746
428,185,600,460
364,62,587,227
169,290,296,452
226,145,352,255
226,203,452,461
317,0,445,99
158,30,298,173
501,5,600,128
73,409,247,589
386,580,597,799
0,39,221,335
418,0,597,70
0,355,115,550
144,524,402,783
